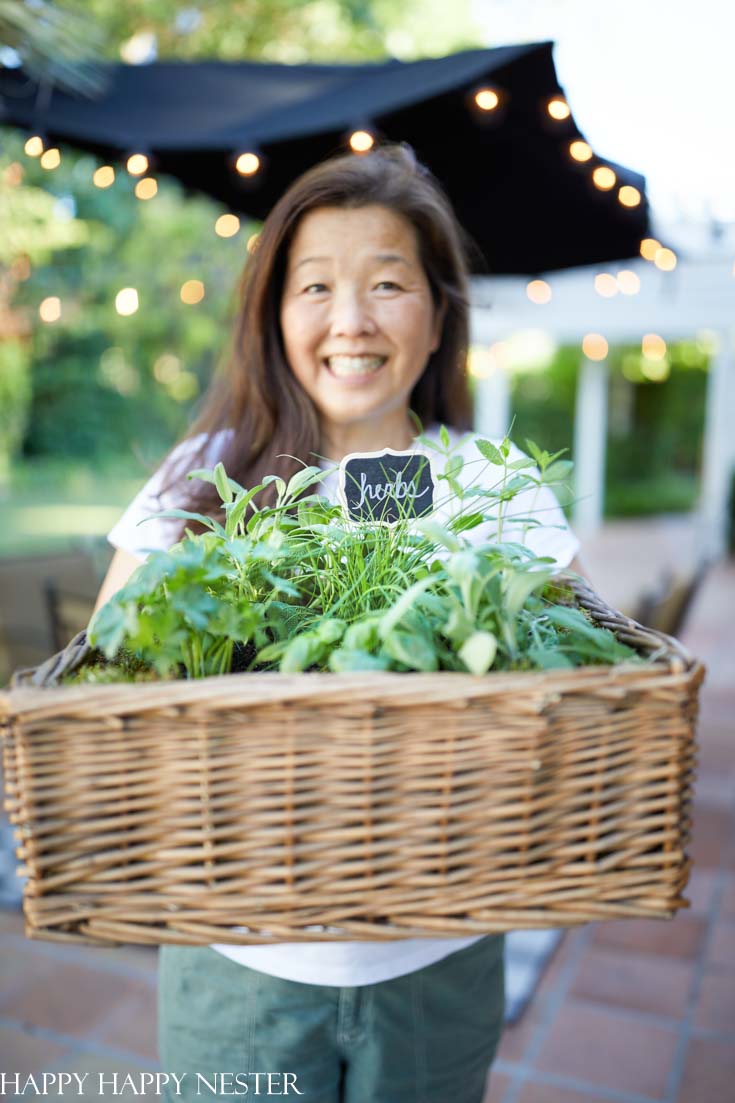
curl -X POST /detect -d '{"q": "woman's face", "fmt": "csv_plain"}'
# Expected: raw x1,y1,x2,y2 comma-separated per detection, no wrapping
279,204,443,450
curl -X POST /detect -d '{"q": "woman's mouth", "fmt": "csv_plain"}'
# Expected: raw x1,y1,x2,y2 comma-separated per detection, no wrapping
324,355,387,379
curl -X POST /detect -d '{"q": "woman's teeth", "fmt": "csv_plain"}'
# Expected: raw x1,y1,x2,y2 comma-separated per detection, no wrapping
326,355,386,378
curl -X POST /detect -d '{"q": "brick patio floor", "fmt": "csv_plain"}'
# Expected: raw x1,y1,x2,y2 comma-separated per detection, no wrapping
0,530,733,1103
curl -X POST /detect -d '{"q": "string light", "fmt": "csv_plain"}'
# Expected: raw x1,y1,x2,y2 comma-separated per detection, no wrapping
115,288,139,316
617,270,641,295
618,185,641,207
569,140,592,162
592,166,616,191
640,238,660,261
180,279,205,304
594,273,618,298
215,214,240,238
40,148,61,170
246,233,260,254
93,165,115,188
135,177,158,200
582,334,608,361
474,88,499,111
39,297,61,323
24,135,44,157
235,152,260,176
126,153,149,176
642,333,667,360
349,130,374,153
526,279,552,304
654,247,677,271
547,97,570,120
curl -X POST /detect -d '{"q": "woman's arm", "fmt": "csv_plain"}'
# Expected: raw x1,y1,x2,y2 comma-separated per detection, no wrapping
92,547,145,615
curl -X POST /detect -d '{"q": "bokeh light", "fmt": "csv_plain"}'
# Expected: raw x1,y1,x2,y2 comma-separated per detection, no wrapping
642,333,667,360
180,279,205,305
39,297,61,323
215,214,240,237
592,166,616,190
654,248,677,271
617,270,641,295
135,177,158,200
582,333,608,361
93,165,115,188
526,279,552,304
126,153,149,176
115,288,139,316
594,273,618,298
349,130,374,152
640,238,661,260
569,140,592,162
474,88,499,111
547,98,570,120
40,148,61,170
235,152,260,176
24,135,44,157
618,185,641,207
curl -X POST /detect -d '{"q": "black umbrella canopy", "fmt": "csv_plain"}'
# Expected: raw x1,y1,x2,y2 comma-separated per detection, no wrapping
0,43,649,275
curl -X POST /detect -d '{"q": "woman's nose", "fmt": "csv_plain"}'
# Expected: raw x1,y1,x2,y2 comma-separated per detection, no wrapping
329,290,376,336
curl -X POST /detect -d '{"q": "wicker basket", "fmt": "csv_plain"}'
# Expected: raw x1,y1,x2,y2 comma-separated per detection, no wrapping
0,578,703,946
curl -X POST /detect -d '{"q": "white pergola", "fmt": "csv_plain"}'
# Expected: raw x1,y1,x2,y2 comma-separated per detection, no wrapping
469,234,735,558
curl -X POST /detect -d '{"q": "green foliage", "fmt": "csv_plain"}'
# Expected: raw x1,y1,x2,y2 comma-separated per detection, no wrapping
85,430,639,682
0,339,31,479
510,343,708,518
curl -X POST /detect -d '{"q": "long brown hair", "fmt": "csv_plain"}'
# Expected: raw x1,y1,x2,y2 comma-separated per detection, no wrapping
159,141,475,529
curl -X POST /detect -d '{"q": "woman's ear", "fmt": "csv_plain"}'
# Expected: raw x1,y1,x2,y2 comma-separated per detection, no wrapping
430,293,448,353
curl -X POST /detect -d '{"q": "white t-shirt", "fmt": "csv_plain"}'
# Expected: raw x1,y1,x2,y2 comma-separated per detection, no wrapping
107,422,579,985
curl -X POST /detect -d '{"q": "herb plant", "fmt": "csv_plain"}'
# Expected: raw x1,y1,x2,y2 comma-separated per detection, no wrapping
86,430,639,681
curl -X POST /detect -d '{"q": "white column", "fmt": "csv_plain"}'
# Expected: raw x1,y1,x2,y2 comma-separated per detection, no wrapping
699,331,735,559
472,356,511,441
573,356,609,534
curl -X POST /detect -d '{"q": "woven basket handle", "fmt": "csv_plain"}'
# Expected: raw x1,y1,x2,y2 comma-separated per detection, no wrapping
10,629,95,689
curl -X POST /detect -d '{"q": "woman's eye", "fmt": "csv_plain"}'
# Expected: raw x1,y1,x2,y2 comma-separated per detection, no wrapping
303,283,328,294
375,281,401,291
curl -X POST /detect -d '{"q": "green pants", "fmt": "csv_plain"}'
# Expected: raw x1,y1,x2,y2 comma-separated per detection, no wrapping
158,936,505,1102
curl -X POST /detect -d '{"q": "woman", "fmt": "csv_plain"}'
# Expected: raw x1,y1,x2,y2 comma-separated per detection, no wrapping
97,142,580,1102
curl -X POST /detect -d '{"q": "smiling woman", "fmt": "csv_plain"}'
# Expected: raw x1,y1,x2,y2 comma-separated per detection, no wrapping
93,142,581,1103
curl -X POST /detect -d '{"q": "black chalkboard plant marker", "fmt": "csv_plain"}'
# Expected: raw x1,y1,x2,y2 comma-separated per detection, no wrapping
337,448,439,526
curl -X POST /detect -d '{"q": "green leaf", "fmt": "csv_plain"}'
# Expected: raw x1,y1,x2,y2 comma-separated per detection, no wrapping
381,629,438,671
187,467,246,495
448,511,484,534
458,630,497,674
439,424,450,449
443,455,464,479
378,576,436,639
525,439,544,465
214,461,234,504
225,484,266,538
328,648,392,672
413,518,462,551
475,439,504,465
137,508,226,539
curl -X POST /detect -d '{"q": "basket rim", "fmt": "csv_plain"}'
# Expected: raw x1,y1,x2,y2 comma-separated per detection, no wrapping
1,574,703,719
